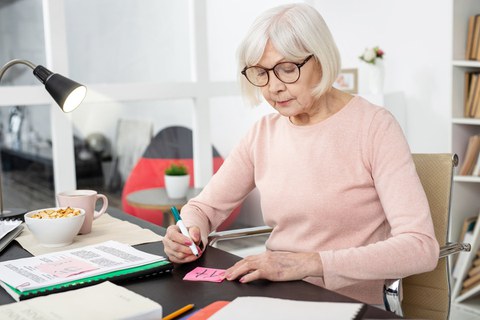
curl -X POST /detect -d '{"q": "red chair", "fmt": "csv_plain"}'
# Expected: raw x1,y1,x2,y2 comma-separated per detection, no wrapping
122,126,240,230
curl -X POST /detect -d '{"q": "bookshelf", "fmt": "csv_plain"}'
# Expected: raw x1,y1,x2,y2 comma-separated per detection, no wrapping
451,0,480,316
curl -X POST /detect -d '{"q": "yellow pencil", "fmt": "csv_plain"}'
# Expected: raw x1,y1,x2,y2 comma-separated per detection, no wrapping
163,304,195,320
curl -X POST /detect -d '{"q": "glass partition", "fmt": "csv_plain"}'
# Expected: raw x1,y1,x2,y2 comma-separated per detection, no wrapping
64,0,192,84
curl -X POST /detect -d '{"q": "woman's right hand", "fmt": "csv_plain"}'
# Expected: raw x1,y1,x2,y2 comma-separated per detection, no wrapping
163,224,202,263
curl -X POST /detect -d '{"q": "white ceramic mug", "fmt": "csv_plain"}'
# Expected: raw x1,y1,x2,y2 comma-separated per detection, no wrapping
57,190,108,234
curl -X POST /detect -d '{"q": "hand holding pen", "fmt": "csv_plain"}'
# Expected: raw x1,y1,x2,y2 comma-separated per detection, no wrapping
170,207,200,257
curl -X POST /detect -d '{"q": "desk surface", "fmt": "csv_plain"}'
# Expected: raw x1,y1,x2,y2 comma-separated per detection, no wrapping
0,207,400,319
126,187,201,211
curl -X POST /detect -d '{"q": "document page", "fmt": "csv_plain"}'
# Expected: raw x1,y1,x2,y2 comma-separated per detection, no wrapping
209,296,365,320
0,240,165,292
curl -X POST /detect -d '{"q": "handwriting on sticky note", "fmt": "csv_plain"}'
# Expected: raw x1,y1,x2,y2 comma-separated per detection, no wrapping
183,267,226,282
37,257,99,278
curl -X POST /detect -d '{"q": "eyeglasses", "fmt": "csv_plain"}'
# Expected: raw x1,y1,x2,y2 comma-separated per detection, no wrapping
241,55,313,87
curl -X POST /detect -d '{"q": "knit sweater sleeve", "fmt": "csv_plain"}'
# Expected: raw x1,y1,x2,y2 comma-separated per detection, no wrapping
319,108,439,290
179,130,256,247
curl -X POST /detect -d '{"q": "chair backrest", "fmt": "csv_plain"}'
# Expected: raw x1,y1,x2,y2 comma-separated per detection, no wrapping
401,153,457,320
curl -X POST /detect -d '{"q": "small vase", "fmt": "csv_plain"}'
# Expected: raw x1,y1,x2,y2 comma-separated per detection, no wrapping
164,174,190,199
367,61,385,94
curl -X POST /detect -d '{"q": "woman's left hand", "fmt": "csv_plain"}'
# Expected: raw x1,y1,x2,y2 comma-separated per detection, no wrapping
224,251,323,283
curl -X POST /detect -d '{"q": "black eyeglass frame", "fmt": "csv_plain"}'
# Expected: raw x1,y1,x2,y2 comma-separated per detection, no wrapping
241,54,314,87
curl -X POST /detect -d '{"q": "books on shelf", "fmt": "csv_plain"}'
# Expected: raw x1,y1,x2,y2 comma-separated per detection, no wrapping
453,211,480,303
466,15,480,61
464,72,480,118
458,134,480,176
0,281,163,320
453,215,478,275
0,240,173,301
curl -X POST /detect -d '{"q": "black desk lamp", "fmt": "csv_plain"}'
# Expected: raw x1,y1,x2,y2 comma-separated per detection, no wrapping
0,59,87,219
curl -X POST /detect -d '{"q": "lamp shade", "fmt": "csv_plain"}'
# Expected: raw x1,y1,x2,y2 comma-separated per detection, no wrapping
33,65,87,113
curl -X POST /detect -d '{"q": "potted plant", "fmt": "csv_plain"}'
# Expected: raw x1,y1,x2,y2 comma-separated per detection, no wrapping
164,162,190,199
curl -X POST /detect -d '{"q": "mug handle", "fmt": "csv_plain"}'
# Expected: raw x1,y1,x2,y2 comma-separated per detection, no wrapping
93,194,109,220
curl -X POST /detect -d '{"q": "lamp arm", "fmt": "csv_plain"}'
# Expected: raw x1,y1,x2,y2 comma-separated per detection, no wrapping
0,59,37,216
0,58,85,218
0,59,37,82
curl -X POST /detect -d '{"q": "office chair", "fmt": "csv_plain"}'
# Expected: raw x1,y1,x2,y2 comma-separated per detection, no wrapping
208,153,471,320
384,153,470,319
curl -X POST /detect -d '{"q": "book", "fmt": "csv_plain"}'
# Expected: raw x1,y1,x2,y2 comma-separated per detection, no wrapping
453,215,477,267
473,151,480,176
207,296,367,320
453,211,480,303
0,240,173,301
459,135,480,175
0,281,163,320
466,15,476,60
474,75,480,118
465,73,478,117
187,301,230,320
465,72,472,117
474,256,480,267
468,264,480,278
471,15,480,60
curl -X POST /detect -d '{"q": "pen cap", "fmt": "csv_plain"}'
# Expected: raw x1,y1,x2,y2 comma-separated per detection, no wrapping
170,207,181,222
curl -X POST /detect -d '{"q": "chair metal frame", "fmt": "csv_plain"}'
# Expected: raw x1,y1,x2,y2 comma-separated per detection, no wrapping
208,153,471,319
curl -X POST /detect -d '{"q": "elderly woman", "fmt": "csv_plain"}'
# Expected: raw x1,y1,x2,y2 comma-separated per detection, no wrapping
163,3,438,305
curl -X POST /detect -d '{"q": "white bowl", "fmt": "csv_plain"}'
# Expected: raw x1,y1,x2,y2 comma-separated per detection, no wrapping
25,207,86,247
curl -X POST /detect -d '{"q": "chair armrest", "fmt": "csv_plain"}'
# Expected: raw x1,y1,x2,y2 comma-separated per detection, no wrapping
208,226,273,246
439,242,471,259
384,241,471,316
384,279,403,317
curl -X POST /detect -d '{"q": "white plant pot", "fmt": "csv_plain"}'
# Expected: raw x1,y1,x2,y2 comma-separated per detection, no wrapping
165,174,190,199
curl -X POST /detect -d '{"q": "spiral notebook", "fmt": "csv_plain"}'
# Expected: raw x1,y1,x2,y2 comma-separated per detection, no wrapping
207,297,367,320
0,240,173,301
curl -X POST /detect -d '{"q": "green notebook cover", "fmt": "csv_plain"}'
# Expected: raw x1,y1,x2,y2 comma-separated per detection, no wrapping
2,260,173,301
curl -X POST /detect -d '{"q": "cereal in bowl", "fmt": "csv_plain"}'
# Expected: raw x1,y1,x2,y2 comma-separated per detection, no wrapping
31,207,82,219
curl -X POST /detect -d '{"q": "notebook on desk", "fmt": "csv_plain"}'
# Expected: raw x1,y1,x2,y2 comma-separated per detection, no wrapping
207,297,367,320
0,240,173,301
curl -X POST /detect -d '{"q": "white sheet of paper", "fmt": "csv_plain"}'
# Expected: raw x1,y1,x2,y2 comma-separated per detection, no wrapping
209,296,364,320
0,281,162,320
0,220,21,240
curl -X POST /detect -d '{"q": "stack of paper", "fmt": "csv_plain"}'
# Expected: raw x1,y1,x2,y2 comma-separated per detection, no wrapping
0,240,172,301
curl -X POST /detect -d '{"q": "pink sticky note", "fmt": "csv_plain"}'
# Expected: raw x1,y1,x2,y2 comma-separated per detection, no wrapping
183,267,226,282
37,257,99,278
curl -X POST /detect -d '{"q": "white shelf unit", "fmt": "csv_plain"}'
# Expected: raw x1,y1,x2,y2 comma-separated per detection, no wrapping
451,0,480,316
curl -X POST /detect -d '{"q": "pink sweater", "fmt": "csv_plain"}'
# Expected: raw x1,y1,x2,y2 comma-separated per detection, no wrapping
181,96,439,304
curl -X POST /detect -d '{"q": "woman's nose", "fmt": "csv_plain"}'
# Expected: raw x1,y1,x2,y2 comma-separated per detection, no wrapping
267,71,286,93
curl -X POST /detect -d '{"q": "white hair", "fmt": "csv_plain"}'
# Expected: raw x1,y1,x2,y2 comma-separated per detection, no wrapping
237,3,341,105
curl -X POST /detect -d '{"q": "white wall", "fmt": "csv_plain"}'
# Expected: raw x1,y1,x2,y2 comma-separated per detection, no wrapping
314,0,452,153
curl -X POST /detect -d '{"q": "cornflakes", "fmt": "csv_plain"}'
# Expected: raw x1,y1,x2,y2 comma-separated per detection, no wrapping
31,207,81,219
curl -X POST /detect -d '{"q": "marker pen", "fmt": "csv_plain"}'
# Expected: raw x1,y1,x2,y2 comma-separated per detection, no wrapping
170,206,199,257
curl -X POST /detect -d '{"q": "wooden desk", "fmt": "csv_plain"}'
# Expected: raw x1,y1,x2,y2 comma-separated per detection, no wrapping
126,188,202,226
0,207,401,319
